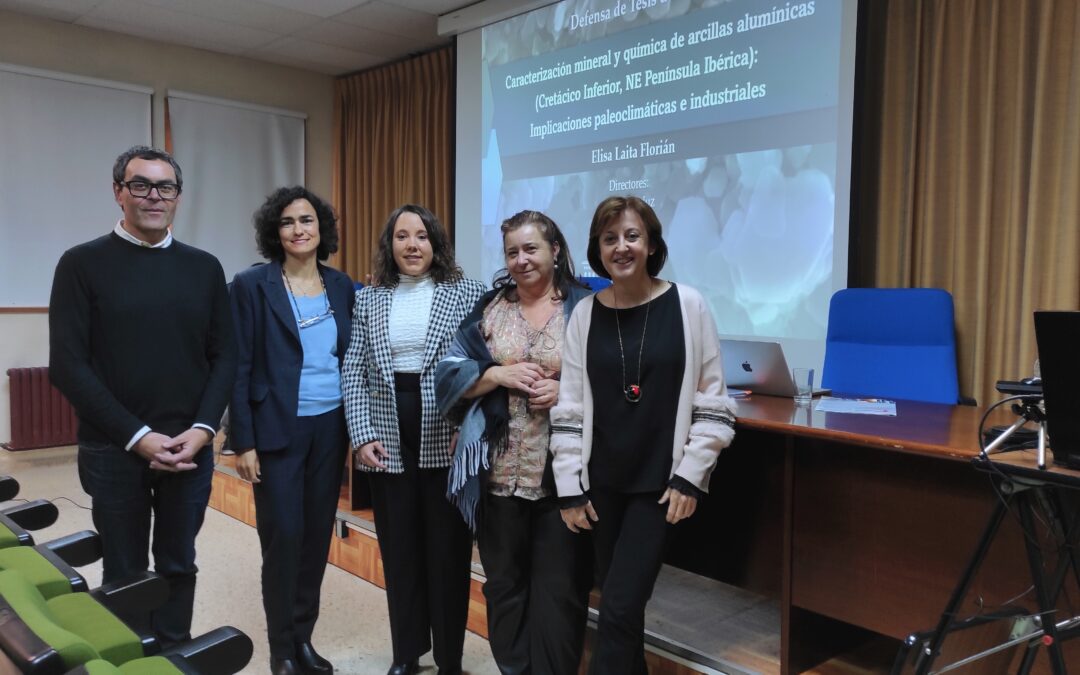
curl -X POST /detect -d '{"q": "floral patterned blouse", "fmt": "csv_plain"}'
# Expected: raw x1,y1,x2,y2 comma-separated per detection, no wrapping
482,289,566,500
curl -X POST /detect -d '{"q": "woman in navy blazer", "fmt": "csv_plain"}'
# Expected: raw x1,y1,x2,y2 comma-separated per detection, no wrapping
230,186,355,675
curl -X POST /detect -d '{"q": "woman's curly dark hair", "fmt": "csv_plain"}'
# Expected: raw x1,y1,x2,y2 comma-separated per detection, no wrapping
492,210,588,302
372,204,462,286
253,186,339,262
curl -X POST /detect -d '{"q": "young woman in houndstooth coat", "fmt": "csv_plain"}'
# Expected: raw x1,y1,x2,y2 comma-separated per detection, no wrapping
342,204,484,675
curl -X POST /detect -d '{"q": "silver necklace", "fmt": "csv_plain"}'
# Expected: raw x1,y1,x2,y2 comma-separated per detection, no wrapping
613,285,651,403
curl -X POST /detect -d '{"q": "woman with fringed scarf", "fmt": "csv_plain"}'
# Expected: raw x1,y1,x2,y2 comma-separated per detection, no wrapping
436,210,592,675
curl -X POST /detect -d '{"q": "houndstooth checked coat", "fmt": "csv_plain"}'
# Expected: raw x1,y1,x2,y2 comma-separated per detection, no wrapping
342,278,486,473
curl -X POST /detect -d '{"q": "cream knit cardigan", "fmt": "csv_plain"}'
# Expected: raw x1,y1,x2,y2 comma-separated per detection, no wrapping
549,283,738,497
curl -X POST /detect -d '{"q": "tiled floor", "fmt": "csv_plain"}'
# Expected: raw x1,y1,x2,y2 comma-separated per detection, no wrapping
0,445,500,675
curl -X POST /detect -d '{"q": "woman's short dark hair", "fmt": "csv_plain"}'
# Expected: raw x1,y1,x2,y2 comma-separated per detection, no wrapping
253,186,339,262
492,210,587,301
586,195,668,279
373,204,462,286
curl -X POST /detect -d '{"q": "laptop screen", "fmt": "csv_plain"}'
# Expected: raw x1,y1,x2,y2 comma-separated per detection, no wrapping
720,339,796,397
1033,311,1080,469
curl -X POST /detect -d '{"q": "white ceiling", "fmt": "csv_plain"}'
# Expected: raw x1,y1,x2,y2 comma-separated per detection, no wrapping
0,0,481,75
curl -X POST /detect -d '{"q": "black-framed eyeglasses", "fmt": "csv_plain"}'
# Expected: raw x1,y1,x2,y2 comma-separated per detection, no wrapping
120,180,181,200
298,308,335,329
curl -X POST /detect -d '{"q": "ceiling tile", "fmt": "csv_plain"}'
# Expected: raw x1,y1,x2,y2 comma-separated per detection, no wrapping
296,19,443,57
255,0,370,19
135,0,323,34
388,0,477,15
1,0,472,75
0,0,99,22
336,0,436,38
76,15,246,54
80,0,281,51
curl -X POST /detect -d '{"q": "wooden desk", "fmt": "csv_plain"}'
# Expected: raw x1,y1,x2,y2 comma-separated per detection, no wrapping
665,394,1077,674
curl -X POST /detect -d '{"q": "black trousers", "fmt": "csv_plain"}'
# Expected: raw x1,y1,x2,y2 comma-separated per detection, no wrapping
77,441,213,646
368,374,472,668
588,489,670,675
253,407,348,659
478,493,592,675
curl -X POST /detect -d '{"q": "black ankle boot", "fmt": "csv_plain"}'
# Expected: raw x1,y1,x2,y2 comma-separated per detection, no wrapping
296,642,333,674
270,657,302,675
386,659,419,675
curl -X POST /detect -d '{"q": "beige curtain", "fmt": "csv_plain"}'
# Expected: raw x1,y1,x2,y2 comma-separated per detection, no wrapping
333,47,455,282
860,0,1080,405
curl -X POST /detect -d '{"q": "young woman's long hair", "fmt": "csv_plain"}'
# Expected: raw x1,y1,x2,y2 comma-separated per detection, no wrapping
372,204,462,286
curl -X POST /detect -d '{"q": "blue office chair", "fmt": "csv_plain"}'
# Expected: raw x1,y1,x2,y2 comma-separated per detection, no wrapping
821,288,962,405
577,276,611,291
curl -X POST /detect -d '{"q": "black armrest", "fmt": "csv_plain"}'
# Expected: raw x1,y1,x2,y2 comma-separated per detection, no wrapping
90,571,169,616
43,530,102,567
160,626,254,675
1,499,58,531
0,475,19,502
140,633,160,657
0,518,33,547
0,595,65,674
31,544,89,594
959,395,978,406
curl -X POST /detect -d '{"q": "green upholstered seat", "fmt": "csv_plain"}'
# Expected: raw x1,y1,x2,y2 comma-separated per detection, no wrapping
0,570,143,669
0,568,252,674
0,545,72,598
0,569,100,668
75,660,118,675
0,522,21,548
73,656,184,674
49,591,144,665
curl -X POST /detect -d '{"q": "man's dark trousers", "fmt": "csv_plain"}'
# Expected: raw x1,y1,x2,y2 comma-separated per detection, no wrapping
78,441,214,645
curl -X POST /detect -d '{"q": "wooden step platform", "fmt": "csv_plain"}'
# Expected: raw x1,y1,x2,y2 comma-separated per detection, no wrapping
210,456,895,674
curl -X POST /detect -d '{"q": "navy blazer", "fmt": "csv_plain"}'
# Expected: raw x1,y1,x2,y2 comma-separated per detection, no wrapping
230,260,355,452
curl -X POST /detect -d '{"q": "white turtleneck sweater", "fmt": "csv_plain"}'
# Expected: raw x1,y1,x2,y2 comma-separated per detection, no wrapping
388,273,434,373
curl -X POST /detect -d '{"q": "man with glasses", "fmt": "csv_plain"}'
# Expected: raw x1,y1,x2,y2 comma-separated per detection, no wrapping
49,145,236,645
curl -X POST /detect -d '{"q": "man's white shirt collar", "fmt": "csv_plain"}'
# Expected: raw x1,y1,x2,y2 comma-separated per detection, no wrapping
114,220,173,248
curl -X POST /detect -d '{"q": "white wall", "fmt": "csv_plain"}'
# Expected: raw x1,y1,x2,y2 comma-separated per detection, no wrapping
0,10,336,445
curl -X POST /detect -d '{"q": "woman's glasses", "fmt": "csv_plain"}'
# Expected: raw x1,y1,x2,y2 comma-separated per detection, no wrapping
298,308,334,329
283,271,333,329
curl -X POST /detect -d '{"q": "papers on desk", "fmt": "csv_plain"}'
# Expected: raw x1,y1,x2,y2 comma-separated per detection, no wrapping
729,389,752,398
814,397,897,416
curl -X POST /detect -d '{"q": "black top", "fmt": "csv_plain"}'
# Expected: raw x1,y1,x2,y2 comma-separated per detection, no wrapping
49,232,237,446
587,284,685,493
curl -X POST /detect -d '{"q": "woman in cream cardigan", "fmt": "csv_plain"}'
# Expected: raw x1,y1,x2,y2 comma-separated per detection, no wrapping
550,195,738,674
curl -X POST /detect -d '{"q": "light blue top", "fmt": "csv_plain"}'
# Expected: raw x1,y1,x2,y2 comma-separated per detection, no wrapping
290,293,342,416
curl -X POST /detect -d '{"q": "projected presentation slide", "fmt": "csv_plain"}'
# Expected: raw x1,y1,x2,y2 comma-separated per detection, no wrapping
476,0,852,343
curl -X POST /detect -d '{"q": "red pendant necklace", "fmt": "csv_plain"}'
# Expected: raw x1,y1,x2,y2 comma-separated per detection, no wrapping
613,284,652,403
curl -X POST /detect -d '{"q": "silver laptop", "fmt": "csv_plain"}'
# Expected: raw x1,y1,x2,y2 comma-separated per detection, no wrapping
721,339,829,398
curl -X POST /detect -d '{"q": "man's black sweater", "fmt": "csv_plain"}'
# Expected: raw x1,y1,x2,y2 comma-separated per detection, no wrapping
49,232,237,447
